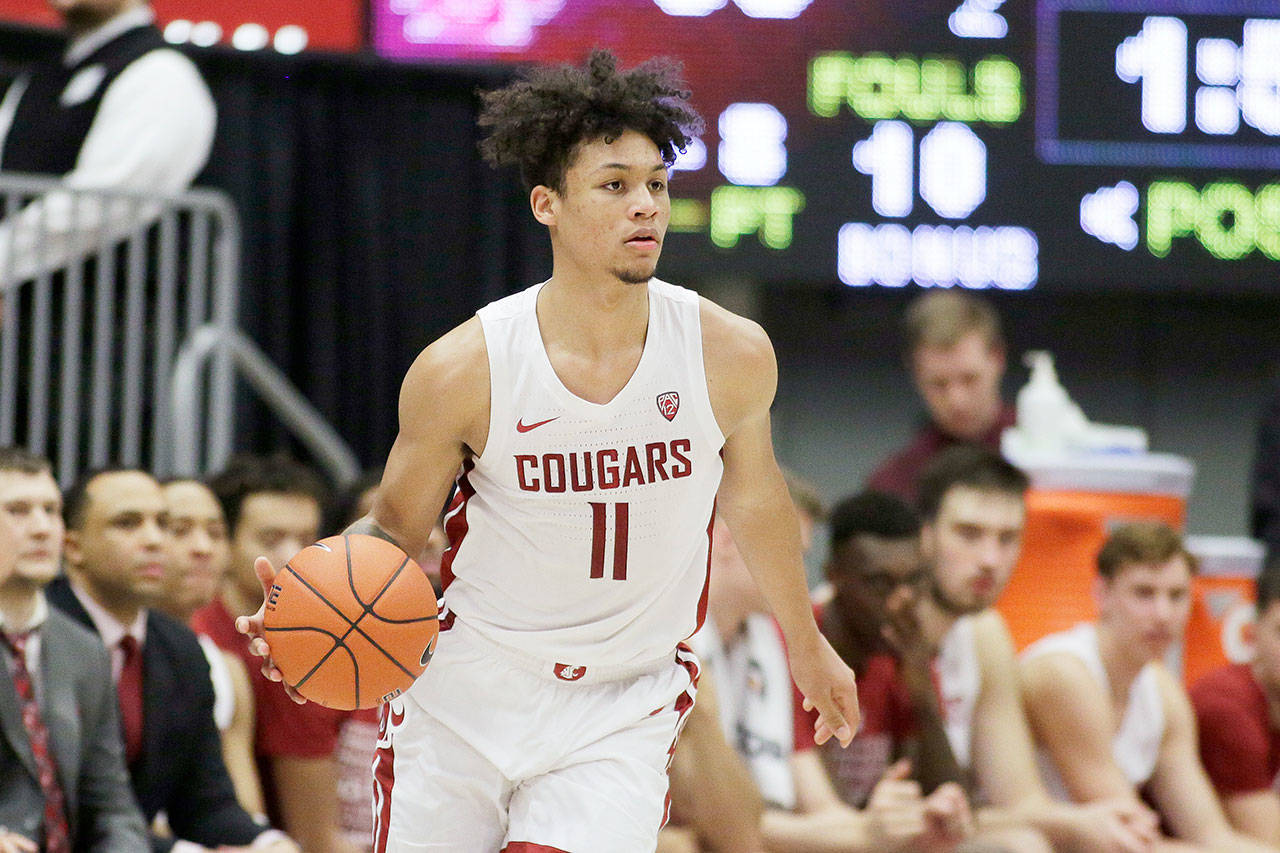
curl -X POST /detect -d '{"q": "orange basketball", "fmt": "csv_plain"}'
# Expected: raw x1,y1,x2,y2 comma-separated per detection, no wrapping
263,533,439,710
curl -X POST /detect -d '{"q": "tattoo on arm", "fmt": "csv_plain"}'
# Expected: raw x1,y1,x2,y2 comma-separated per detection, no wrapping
344,517,404,549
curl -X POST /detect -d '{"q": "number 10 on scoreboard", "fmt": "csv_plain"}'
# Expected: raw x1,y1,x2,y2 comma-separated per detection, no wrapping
1116,16,1280,136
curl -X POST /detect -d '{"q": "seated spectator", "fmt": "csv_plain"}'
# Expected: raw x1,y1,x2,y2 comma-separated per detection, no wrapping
49,467,297,852
160,478,265,821
867,291,1015,504
1022,521,1280,852
1192,567,1280,844
0,447,147,849
838,449,1160,852
816,490,964,806
196,454,359,853
694,513,972,852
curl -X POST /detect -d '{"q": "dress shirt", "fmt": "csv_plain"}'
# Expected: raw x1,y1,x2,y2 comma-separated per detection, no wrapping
0,591,49,701
0,5,217,286
68,580,145,682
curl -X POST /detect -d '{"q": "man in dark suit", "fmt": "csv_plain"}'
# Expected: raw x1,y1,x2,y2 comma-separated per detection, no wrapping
0,447,147,851
47,467,298,853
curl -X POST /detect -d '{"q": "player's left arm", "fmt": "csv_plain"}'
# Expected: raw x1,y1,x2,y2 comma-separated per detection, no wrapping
1147,668,1280,853
701,299,858,747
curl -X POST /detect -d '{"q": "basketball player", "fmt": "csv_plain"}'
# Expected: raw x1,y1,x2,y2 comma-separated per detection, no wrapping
1021,522,1279,852
887,447,1161,852
238,50,859,852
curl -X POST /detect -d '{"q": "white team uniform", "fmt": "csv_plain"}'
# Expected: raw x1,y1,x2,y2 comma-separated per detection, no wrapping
1021,623,1164,799
688,614,799,810
374,279,723,852
935,615,980,770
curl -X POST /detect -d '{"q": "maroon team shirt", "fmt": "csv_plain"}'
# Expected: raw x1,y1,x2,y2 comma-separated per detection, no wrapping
867,405,1016,503
1190,663,1280,796
808,604,919,806
191,597,350,822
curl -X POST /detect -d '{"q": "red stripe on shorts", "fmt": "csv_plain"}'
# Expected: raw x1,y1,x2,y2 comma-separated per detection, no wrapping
502,844,571,852
372,704,397,853
662,643,702,828
438,457,476,593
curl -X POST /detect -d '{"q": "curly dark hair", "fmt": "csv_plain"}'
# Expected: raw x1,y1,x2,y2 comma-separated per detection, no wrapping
478,49,703,193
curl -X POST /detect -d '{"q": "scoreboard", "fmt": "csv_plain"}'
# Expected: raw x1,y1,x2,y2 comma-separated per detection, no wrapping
373,0,1280,292
0,0,364,53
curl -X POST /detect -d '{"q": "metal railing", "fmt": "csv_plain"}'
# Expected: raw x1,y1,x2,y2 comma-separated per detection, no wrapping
169,325,360,488
0,172,358,488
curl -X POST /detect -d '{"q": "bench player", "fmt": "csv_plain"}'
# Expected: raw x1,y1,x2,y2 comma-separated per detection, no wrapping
238,50,859,852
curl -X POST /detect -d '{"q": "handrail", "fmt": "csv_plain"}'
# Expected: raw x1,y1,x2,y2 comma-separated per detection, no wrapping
168,324,362,489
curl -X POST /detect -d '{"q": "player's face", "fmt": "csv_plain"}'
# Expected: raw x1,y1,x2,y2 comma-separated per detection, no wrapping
230,492,321,594
542,130,670,286
163,480,230,615
1097,556,1192,663
826,533,926,631
1252,601,1280,692
66,471,170,611
912,331,1005,441
0,469,64,587
922,486,1024,615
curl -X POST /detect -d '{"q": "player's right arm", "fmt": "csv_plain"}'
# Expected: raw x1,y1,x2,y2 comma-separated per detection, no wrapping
237,318,491,688
357,317,491,560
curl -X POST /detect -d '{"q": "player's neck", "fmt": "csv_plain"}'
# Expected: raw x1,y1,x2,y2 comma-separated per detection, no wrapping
917,592,958,649
1095,622,1148,701
0,580,39,633
538,275,650,355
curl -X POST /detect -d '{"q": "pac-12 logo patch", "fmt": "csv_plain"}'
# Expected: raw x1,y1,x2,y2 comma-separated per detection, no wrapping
657,392,680,422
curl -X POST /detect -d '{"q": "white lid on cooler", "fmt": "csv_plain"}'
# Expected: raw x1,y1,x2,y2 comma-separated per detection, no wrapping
1185,535,1266,579
1001,447,1196,498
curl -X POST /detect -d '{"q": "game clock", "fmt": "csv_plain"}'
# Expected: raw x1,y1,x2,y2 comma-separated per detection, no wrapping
373,0,1280,293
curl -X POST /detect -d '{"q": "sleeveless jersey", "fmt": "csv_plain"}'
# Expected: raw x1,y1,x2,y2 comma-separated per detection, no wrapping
440,279,725,667
935,615,980,770
1022,622,1164,797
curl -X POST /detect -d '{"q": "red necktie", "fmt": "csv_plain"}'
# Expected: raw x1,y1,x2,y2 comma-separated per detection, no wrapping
4,631,71,853
117,634,144,766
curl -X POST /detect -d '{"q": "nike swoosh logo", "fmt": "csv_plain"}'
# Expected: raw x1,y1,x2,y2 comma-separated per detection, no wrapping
516,416,559,433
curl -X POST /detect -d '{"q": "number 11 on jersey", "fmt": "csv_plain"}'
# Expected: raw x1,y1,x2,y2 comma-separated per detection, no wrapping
589,502,629,580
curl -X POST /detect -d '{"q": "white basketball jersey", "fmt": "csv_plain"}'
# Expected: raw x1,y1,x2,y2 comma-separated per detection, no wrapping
935,615,980,770
440,279,725,667
1022,622,1164,798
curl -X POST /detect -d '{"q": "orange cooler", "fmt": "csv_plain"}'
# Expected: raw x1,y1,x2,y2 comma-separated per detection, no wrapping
996,452,1195,652
1180,536,1264,686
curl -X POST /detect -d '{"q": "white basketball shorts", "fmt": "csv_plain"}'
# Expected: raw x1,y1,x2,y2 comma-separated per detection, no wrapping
372,616,700,853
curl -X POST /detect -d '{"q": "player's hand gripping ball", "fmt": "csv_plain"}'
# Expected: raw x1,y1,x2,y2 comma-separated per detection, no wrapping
264,534,439,710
